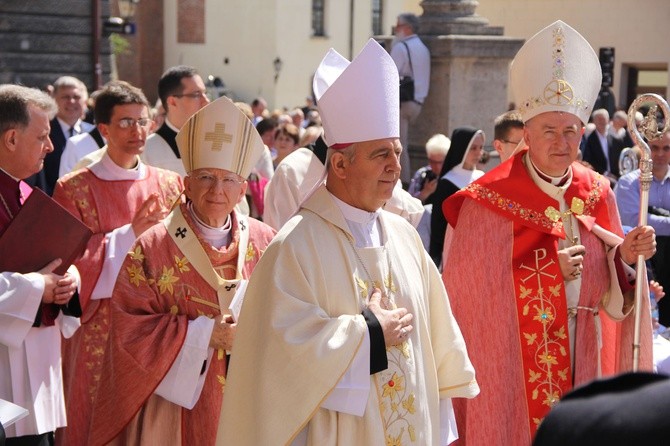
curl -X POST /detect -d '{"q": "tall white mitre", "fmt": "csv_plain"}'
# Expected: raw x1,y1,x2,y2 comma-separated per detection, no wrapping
510,20,602,124
313,38,400,148
176,96,265,176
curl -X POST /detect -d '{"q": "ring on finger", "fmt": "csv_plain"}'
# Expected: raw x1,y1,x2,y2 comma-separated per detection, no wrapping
400,327,406,338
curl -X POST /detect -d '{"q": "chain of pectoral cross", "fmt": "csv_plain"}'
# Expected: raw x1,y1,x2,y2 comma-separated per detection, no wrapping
341,228,395,310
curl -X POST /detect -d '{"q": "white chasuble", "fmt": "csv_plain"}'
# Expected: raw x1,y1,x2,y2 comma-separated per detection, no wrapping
217,185,478,446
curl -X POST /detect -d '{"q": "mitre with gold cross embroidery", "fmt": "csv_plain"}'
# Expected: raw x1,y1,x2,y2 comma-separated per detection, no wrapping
176,95,265,177
510,20,601,124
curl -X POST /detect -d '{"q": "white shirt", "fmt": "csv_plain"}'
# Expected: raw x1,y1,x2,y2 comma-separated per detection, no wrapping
390,34,431,103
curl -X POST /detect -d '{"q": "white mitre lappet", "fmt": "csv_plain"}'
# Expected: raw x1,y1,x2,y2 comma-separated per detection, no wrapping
313,38,399,148
175,96,265,176
510,20,601,124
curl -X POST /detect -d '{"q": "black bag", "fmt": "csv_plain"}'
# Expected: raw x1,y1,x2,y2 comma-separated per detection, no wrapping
399,41,415,103
399,76,415,103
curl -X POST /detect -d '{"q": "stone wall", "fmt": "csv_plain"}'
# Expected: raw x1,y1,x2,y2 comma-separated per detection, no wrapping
0,0,113,92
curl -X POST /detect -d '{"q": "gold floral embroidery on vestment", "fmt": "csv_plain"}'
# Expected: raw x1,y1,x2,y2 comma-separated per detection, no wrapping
355,273,418,445
468,174,605,236
127,264,146,287
129,245,145,262
245,243,256,262
157,266,179,294
465,183,559,230
174,255,191,273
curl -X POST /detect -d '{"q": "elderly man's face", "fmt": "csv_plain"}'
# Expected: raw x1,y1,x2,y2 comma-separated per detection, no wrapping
593,113,609,134
184,168,247,227
525,112,583,177
54,85,87,125
11,105,54,179
335,137,402,212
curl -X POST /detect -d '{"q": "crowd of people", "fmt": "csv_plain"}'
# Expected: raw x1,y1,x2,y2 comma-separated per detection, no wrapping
1,13,668,446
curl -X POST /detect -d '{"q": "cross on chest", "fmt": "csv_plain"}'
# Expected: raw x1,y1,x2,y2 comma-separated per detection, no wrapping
175,227,187,238
204,123,233,151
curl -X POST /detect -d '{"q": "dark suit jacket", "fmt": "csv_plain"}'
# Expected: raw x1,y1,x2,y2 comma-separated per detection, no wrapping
581,130,625,178
534,372,670,446
40,117,68,195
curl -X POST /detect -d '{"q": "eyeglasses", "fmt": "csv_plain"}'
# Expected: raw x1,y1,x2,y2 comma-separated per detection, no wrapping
116,118,152,129
192,172,244,189
173,91,208,100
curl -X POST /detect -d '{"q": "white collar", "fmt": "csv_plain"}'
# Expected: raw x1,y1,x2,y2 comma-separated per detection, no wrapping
57,116,82,135
330,193,382,248
89,151,145,181
443,165,484,189
164,118,180,133
528,155,571,186
187,202,232,249
524,153,572,199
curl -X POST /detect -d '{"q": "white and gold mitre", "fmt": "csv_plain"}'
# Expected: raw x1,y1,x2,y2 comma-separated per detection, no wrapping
510,20,601,124
176,96,265,177
313,38,399,148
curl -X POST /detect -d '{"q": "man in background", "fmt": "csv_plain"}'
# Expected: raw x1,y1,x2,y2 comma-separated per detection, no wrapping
141,65,210,176
492,110,525,163
390,13,430,188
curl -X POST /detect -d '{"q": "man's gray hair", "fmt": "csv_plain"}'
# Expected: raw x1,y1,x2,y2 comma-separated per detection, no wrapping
592,108,609,120
397,13,420,33
0,84,57,135
326,144,357,169
612,110,627,121
52,76,88,98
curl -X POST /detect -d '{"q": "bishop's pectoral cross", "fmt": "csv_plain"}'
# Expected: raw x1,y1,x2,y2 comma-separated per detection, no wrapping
204,123,233,151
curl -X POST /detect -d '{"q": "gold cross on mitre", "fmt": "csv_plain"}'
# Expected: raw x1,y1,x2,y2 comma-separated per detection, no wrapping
204,122,233,151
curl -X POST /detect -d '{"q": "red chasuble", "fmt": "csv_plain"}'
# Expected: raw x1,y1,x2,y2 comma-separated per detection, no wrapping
52,166,183,446
89,204,275,446
442,150,652,444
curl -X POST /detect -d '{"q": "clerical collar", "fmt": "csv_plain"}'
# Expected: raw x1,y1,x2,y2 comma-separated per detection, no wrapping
330,193,382,248
528,155,571,187
187,201,232,249
164,118,180,133
90,151,146,181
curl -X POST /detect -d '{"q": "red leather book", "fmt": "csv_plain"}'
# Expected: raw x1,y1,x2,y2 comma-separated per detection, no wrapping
0,187,92,275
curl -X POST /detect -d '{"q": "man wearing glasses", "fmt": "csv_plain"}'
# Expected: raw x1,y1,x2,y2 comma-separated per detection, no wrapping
141,65,210,176
88,96,275,445
492,110,525,163
52,81,183,446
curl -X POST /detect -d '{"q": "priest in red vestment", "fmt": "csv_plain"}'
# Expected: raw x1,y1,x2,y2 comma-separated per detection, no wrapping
52,81,183,446
441,21,657,445
0,85,80,445
88,96,276,445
